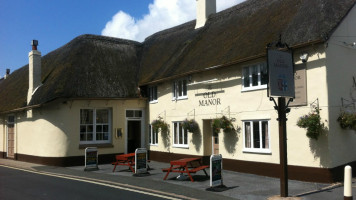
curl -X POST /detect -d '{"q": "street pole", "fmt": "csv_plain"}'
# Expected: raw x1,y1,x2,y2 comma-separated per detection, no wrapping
278,97,288,197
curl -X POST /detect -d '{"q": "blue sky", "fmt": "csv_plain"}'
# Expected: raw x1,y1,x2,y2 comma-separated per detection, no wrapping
0,0,242,77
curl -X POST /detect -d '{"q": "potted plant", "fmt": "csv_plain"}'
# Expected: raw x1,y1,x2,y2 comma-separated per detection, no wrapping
337,111,356,131
212,115,236,134
182,118,199,134
151,116,169,135
297,107,325,140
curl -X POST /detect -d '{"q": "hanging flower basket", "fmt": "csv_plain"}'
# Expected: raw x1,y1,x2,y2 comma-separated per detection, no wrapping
151,116,169,135
297,107,325,140
337,111,356,131
212,116,235,134
182,119,199,134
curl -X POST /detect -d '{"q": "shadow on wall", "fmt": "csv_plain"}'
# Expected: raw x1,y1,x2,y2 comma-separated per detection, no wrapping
191,127,202,153
309,129,330,168
161,131,171,152
223,127,240,154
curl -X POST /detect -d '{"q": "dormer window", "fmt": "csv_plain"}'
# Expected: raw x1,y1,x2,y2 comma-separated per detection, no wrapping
242,62,268,91
172,79,187,100
148,85,158,103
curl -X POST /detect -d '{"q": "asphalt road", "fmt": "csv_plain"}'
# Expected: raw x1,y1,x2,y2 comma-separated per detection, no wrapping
0,166,175,200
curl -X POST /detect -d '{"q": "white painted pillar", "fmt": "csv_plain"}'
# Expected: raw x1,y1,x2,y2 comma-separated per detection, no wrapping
344,165,353,200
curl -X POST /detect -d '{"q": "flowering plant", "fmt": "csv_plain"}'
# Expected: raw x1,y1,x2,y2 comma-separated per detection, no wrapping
337,112,356,131
182,119,199,134
151,116,169,134
297,108,325,140
212,116,236,134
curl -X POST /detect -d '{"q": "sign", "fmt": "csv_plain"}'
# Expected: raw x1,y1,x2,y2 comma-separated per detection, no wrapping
210,154,223,187
84,147,98,171
198,91,222,106
135,148,148,174
290,64,307,106
268,49,295,97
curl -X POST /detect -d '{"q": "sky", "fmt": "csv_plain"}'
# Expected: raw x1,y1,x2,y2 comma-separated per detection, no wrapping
0,0,244,78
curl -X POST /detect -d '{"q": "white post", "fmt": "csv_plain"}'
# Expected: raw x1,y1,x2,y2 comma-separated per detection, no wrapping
344,165,353,200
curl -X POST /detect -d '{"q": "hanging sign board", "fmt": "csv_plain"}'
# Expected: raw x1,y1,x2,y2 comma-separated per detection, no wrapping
210,154,223,187
135,148,148,174
268,49,295,97
84,147,99,171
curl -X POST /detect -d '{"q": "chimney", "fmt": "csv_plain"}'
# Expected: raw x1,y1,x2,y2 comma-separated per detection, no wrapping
195,0,216,29
4,69,10,79
27,40,41,104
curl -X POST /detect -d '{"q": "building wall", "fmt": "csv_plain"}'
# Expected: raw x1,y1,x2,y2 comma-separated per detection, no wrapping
148,45,331,169
0,99,146,160
326,4,356,168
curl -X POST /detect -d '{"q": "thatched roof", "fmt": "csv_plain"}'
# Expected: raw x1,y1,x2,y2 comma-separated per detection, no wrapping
0,0,355,113
0,35,142,113
139,0,356,84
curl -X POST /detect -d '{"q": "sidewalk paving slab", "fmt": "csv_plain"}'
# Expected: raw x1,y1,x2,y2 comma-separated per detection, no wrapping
1,158,355,200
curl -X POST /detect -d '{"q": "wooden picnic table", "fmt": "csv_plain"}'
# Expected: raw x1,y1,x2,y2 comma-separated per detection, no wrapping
162,157,209,182
112,153,135,173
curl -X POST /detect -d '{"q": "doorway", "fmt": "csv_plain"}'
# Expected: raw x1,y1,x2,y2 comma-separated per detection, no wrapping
127,120,141,153
203,119,219,156
7,116,15,158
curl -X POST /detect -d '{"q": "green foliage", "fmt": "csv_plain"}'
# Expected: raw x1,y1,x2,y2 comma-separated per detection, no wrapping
297,108,325,140
182,119,199,134
151,116,169,135
212,116,236,134
337,112,356,131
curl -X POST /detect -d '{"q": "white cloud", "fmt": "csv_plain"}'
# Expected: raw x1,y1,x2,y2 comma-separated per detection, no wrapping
101,0,244,42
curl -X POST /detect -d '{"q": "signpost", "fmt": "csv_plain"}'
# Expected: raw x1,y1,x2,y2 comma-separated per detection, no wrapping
135,148,149,175
210,154,223,188
84,147,99,171
267,46,294,197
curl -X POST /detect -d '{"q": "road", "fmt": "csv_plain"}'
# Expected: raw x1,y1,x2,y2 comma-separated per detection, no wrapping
0,165,179,200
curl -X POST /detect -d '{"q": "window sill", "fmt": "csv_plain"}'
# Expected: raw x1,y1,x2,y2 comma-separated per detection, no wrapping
241,85,267,92
149,144,158,146
172,145,189,149
79,143,114,149
149,100,158,104
172,96,188,101
243,148,271,154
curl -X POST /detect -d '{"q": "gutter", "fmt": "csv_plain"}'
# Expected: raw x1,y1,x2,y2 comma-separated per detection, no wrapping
139,39,324,86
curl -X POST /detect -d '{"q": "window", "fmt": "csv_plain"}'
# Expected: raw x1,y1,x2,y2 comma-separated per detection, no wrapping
126,110,142,118
242,63,268,91
172,79,187,100
148,86,158,103
80,109,111,144
243,120,270,153
148,125,158,145
173,121,188,147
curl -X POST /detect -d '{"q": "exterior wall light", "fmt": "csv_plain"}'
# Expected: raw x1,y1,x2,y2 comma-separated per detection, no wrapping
300,53,309,63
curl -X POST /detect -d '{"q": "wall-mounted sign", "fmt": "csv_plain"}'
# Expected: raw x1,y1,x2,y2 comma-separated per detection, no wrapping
198,91,222,106
290,64,307,106
84,147,99,171
135,148,148,174
210,154,223,187
268,49,295,97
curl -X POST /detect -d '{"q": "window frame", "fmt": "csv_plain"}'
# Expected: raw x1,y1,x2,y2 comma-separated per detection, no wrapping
80,108,112,145
148,124,158,146
148,85,158,103
241,62,268,92
172,79,188,101
172,121,188,148
242,119,271,154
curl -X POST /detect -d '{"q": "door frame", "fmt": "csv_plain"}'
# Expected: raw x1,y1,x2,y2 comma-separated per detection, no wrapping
6,115,15,158
124,109,145,154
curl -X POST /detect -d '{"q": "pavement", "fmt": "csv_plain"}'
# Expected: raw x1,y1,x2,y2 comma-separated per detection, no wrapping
1,158,355,200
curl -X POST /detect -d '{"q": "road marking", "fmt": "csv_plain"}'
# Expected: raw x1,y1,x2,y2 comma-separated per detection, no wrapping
1,165,197,200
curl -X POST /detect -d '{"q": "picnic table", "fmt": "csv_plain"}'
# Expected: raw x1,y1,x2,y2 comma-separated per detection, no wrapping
162,157,209,182
112,153,135,173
